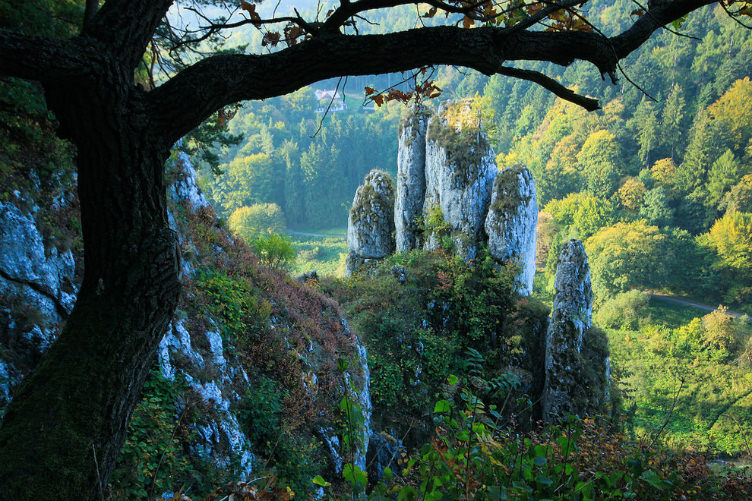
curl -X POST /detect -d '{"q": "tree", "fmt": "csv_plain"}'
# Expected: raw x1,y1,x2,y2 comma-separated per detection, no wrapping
660,84,686,161
631,97,659,166
640,186,675,227
616,177,647,212
700,210,752,303
707,149,746,209
577,129,621,198
0,0,740,498
228,203,287,240
585,220,669,302
707,77,752,153
720,174,752,213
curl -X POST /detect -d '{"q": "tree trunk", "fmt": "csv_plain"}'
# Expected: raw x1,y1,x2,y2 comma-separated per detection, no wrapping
0,69,181,501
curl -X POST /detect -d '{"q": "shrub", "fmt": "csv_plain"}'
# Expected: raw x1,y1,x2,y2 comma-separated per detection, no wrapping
228,203,286,241
250,231,296,270
594,290,651,330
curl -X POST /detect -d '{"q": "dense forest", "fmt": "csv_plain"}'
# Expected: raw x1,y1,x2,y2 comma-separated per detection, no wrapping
200,2,751,308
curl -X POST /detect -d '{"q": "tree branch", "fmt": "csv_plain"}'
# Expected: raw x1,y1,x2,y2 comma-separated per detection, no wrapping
83,0,99,30
147,0,717,143
612,0,716,58
497,66,599,111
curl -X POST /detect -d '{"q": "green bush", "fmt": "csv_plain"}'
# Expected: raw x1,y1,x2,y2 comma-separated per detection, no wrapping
109,369,225,499
236,376,323,496
594,290,651,330
250,231,296,270
228,203,286,240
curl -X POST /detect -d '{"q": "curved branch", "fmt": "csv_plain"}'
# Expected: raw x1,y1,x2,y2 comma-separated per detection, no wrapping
148,0,717,143
497,66,599,110
84,0,175,70
612,0,716,58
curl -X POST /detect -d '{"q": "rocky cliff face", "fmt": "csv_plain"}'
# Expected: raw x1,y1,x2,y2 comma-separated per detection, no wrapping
0,153,372,492
346,170,396,276
485,165,538,295
0,199,77,410
422,101,497,259
395,103,430,253
542,239,595,420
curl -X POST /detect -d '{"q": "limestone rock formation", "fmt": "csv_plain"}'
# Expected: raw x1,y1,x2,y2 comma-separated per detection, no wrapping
1,153,374,480
485,165,538,295
346,170,396,276
422,101,497,259
543,239,594,420
395,103,430,252
0,199,77,409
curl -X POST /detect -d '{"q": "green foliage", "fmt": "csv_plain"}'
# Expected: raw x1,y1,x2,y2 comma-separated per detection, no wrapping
249,232,296,270
236,376,324,496
110,369,224,500
418,204,452,250
194,268,271,344
609,302,752,456
322,250,548,448
720,174,752,213
323,370,752,501
228,203,286,239
288,231,347,278
594,290,651,330
585,220,669,302
198,96,400,228
700,211,752,304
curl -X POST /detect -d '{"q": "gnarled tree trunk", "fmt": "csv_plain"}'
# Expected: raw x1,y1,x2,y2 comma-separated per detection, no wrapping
0,67,181,500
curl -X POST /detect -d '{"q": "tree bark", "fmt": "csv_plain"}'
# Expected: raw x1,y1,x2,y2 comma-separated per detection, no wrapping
0,62,181,501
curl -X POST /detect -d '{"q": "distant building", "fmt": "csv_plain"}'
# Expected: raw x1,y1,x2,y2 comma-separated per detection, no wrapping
315,89,346,113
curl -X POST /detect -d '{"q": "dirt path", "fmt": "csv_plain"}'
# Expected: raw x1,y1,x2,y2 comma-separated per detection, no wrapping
284,230,346,238
648,293,745,318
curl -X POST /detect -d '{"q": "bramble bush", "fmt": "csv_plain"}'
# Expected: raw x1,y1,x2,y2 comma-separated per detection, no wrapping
318,366,752,501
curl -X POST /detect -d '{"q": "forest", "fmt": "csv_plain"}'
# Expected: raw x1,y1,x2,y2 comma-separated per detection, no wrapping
1,0,752,500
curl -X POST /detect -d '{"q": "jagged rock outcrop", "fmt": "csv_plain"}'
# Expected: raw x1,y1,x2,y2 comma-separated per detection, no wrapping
0,199,77,410
395,103,431,252
485,165,538,295
542,239,594,421
422,101,497,259
1,153,373,485
346,170,395,276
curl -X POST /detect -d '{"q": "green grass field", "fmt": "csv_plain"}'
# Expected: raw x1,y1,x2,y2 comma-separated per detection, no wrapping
288,229,347,278
608,298,752,457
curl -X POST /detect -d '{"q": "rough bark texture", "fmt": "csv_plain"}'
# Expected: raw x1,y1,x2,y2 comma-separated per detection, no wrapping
0,55,180,500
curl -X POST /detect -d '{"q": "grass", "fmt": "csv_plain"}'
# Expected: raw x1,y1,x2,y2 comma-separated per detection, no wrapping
288,232,347,278
645,296,707,327
605,298,752,457
287,226,347,237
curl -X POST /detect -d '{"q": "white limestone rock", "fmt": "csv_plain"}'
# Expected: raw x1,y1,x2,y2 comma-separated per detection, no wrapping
542,240,593,420
485,165,538,295
0,201,76,321
422,101,497,259
395,103,430,252
168,151,210,208
346,170,395,276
